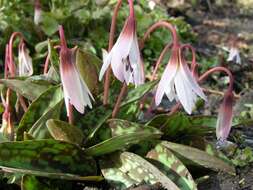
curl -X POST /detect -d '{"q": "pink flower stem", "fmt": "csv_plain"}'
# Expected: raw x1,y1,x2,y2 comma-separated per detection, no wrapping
43,53,50,74
59,25,74,124
8,32,24,77
180,44,198,77
103,0,122,105
140,21,179,48
35,0,41,10
112,83,128,118
4,45,9,79
128,0,134,17
8,32,28,113
68,102,74,125
198,66,234,93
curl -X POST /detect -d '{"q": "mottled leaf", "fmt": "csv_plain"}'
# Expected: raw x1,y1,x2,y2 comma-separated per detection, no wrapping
84,119,162,156
21,175,50,190
161,141,235,174
121,80,158,107
28,101,62,139
77,105,112,140
146,112,215,139
47,119,84,145
0,79,50,101
17,86,63,140
76,49,101,95
100,152,180,190
0,140,100,180
147,143,197,190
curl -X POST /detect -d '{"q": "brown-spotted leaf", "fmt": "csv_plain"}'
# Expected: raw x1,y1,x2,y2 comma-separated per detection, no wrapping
161,141,235,174
147,143,197,190
46,119,84,145
84,120,162,156
0,78,50,101
0,140,100,181
17,85,63,140
100,152,180,190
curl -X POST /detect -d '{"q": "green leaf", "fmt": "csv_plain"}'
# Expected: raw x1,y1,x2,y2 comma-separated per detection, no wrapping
46,119,84,145
146,113,215,139
21,175,50,190
41,13,59,36
147,143,197,190
28,101,63,139
0,79,50,101
84,119,162,156
161,141,235,174
0,140,99,180
76,49,101,95
17,86,63,140
100,152,180,190
121,80,158,107
77,105,112,141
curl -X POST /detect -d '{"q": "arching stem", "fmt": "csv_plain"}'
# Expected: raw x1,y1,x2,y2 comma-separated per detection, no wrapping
180,44,198,77
198,66,234,92
140,21,178,49
103,0,122,105
112,83,127,118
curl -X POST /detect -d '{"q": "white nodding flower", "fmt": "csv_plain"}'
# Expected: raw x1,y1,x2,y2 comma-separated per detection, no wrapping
18,42,33,76
227,47,241,64
59,25,94,116
99,2,144,87
34,0,42,25
155,45,207,114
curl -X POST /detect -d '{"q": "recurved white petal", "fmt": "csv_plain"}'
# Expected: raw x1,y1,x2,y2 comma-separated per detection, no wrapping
179,58,206,101
99,49,111,81
155,62,178,106
174,69,197,114
18,44,33,76
129,33,144,86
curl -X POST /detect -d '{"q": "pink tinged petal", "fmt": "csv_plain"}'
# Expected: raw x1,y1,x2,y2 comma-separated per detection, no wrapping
34,8,42,25
155,61,178,106
99,49,111,81
216,93,233,141
179,58,207,101
110,17,135,82
60,49,93,115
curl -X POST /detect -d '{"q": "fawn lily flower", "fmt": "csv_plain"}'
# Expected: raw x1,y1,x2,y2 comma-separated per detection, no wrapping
18,42,33,76
59,26,94,115
34,0,42,25
155,45,207,114
99,0,144,86
227,47,241,64
216,91,233,142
